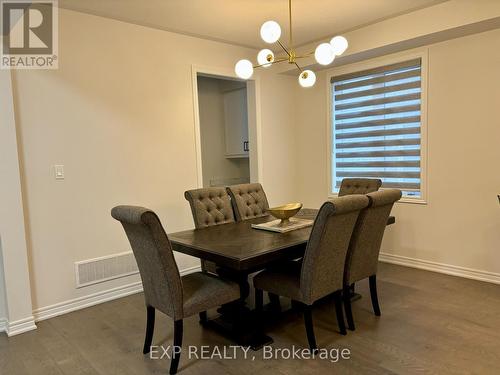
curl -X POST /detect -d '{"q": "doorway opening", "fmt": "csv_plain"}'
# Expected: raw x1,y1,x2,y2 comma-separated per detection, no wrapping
196,74,254,188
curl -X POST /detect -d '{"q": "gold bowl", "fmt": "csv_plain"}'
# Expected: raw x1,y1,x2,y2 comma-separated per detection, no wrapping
267,203,303,225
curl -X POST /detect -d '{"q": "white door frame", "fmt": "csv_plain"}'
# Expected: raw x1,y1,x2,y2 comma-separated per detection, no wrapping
191,65,263,188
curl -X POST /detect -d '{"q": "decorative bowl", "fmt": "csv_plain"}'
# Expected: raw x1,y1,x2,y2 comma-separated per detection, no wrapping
267,203,303,225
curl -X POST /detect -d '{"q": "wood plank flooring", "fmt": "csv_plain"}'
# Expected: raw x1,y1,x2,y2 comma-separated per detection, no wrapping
1,263,499,374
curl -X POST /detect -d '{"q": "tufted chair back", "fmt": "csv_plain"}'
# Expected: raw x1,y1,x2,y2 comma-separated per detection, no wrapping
226,183,270,221
184,187,235,228
299,195,369,304
344,189,401,285
338,178,382,196
111,206,183,319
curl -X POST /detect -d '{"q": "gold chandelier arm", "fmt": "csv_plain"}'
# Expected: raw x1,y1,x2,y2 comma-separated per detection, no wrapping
277,39,302,71
252,56,288,69
277,40,292,57
276,40,301,71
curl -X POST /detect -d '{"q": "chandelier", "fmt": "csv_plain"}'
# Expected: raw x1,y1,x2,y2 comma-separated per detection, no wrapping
234,0,348,88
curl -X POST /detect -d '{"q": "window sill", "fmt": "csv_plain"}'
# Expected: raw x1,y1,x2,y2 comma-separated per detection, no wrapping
398,197,427,205
327,194,427,205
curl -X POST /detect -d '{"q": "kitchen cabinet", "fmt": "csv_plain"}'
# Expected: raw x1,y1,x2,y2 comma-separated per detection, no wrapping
223,88,249,158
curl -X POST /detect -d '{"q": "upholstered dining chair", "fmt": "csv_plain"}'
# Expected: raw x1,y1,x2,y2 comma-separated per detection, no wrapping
226,182,270,221
225,182,284,309
111,206,240,374
253,195,370,351
342,189,402,331
338,178,382,196
338,178,383,295
184,187,235,274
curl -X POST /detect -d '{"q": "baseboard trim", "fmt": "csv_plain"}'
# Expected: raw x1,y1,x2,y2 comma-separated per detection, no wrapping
6,316,37,336
33,280,144,322
0,318,7,333
33,265,201,323
379,252,500,285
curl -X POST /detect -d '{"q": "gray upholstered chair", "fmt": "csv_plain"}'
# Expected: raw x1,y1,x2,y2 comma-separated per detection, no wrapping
111,206,240,374
338,178,382,196
184,187,235,274
338,178,382,295
342,189,402,331
253,195,370,351
184,187,235,228
226,183,270,221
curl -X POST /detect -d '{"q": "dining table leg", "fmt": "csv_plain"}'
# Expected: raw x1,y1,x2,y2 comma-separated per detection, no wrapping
200,267,273,350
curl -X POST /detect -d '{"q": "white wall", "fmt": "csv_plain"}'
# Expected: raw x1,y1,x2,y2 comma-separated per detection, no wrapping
9,9,297,313
294,29,500,280
197,76,249,187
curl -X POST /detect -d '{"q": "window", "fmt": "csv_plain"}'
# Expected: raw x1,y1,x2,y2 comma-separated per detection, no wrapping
331,58,424,199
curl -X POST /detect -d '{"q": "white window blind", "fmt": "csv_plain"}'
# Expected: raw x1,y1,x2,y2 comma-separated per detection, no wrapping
331,58,422,197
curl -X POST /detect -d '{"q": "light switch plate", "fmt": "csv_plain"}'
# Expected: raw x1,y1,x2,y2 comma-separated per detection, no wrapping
54,165,64,180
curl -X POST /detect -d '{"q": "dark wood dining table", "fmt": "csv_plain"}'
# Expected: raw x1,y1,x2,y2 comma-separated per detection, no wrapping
168,208,395,349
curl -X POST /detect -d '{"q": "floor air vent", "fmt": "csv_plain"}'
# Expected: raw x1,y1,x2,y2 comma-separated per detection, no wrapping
75,251,139,288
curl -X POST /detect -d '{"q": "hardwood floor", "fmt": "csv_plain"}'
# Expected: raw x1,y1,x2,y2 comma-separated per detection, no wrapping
1,263,499,374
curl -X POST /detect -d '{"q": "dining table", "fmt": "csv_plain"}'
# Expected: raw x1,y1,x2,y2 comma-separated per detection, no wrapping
169,208,395,349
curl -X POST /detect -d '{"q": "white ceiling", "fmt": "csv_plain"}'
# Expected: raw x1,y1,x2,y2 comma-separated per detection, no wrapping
59,0,449,49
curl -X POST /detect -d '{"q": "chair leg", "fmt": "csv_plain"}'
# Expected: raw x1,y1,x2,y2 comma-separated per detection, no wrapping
143,306,155,354
303,305,317,352
343,285,355,331
369,275,381,316
198,311,207,324
268,293,281,312
333,291,347,335
169,320,183,375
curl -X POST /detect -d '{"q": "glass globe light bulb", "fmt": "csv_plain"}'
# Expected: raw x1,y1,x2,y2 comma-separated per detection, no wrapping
298,70,316,88
314,43,335,65
257,49,275,67
330,36,348,56
260,21,281,44
234,59,253,79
